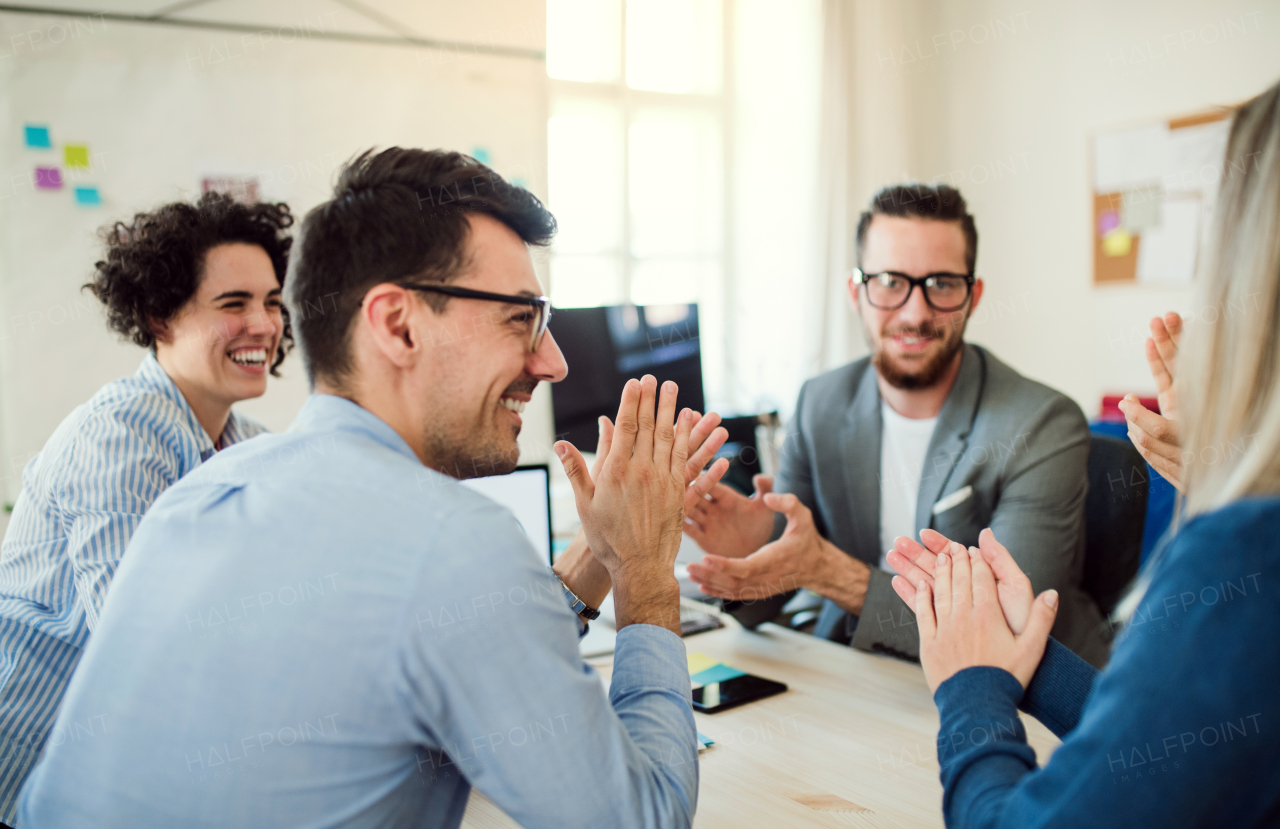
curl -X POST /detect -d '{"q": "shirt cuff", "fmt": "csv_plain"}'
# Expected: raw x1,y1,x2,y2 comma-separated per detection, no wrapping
609,624,690,703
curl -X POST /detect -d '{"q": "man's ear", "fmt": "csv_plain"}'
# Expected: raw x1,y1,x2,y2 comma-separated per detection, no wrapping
360,283,420,368
969,277,985,315
847,277,862,318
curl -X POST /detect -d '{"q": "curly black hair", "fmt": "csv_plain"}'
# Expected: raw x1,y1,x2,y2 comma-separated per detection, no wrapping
84,191,295,375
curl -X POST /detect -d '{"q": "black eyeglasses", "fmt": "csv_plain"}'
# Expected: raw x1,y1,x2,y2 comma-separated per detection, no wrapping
399,283,552,352
851,268,974,312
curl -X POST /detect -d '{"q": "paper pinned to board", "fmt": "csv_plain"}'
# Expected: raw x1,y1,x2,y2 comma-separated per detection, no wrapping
1098,209,1121,235
1121,187,1164,231
1101,229,1132,257
1166,119,1231,198
1094,124,1170,192
1136,197,1200,284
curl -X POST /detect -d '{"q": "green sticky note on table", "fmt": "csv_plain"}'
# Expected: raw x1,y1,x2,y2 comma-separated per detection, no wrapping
64,145,90,168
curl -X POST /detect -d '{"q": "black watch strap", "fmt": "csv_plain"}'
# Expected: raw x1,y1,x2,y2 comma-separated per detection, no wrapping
555,571,601,620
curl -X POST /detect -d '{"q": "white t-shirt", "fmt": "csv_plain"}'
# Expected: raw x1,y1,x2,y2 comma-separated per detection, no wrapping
878,402,938,571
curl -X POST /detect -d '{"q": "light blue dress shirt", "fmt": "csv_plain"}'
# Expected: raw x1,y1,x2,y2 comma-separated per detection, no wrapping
0,354,264,821
19,393,698,828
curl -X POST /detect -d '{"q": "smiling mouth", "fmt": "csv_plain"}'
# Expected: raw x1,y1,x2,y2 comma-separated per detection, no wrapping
228,346,270,370
500,397,527,414
891,332,935,347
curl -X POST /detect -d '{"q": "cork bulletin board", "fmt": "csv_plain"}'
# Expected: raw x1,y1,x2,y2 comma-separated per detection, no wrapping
1092,106,1235,285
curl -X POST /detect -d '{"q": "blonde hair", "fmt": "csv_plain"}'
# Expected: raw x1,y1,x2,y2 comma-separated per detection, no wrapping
1180,83,1280,517
1112,83,1280,626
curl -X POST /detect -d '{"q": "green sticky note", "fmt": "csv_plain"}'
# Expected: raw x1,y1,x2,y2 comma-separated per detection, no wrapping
64,145,90,168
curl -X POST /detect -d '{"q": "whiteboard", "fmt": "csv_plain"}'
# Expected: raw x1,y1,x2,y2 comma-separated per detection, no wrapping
0,11,548,501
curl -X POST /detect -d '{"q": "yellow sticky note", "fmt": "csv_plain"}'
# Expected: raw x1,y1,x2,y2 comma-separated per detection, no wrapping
64,145,90,169
687,652,718,676
1102,228,1132,257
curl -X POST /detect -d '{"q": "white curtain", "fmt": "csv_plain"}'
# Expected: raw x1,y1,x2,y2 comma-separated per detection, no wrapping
811,0,861,379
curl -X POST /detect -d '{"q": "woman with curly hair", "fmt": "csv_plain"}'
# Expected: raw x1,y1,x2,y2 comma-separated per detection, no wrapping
0,191,293,824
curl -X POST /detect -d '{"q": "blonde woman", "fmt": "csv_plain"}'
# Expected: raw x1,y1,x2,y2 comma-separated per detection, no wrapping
886,81,1280,827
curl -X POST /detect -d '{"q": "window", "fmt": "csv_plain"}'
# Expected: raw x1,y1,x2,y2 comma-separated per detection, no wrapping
547,0,821,414
546,0,726,400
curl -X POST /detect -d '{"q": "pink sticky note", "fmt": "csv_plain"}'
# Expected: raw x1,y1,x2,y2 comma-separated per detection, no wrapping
35,167,63,190
1098,209,1120,236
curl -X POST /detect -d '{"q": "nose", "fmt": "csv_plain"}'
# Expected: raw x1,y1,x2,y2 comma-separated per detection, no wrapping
894,282,934,327
244,304,276,338
528,329,569,383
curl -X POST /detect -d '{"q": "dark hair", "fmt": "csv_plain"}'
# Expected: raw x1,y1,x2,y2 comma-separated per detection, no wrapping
854,183,978,274
84,192,295,375
288,147,557,386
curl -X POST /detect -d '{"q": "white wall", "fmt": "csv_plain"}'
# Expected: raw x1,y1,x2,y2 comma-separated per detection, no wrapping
845,0,1280,414
0,6,551,504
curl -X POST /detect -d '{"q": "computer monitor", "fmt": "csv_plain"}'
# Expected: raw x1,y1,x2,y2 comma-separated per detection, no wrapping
459,464,553,564
548,303,704,452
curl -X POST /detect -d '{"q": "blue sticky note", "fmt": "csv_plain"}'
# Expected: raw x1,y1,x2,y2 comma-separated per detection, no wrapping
25,125,52,149
691,663,746,686
74,186,102,206
697,732,714,748
471,146,491,164
511,177,528,189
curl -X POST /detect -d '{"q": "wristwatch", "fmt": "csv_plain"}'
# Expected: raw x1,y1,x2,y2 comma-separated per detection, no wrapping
554,571,601,620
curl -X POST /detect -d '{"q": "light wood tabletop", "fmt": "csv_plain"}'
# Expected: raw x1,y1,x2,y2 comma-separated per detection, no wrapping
462,618,1060,828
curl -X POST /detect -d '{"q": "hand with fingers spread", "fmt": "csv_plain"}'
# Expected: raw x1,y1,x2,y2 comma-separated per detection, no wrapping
914,539,1059,693
683,474,777,559
553,376,692,634
687,491,872,613
553,409,730,614
594,409,731,491
888,527,1037,634
1119,311,1183,490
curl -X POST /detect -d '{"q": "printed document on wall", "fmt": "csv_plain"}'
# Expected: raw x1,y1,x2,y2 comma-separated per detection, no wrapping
1136,196,1200,285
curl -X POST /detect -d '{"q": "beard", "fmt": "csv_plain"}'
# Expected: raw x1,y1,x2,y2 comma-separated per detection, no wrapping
425,377,536,479
870,318,966,390
427,428,520,480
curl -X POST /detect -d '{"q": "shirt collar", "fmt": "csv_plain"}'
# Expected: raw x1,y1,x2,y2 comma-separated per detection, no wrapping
287,394,422,464
135,353,253,458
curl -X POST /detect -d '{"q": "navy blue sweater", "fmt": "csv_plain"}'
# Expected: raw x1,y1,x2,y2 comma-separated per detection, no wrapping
933,496,1280,828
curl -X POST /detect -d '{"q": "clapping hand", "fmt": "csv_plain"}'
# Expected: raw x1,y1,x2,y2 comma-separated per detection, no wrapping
903,533,1058,693
888,528,1036,634
1119,312,1182,490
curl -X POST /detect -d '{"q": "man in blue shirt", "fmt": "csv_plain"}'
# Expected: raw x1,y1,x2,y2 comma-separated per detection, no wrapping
19,149,715,828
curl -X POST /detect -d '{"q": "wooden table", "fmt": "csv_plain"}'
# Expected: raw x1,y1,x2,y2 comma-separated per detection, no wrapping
462,619,1060,828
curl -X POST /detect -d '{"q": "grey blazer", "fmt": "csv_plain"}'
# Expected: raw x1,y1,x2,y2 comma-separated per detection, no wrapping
728,344,1110,667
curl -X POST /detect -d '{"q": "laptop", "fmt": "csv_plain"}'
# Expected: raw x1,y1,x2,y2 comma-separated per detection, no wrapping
459,464,721,657
458,464,553,565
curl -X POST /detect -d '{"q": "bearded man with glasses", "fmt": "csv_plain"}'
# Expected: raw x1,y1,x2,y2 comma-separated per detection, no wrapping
685,183,1108,668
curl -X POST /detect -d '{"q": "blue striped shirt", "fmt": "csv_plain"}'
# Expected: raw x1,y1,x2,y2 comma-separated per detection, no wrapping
0,354,265,821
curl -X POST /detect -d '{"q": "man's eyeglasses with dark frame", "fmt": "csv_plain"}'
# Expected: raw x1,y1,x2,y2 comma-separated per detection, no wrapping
851,268,975,313
399,283,552,352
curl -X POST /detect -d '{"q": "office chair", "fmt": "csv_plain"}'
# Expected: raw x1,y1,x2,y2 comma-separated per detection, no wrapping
1081,433,1148,617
